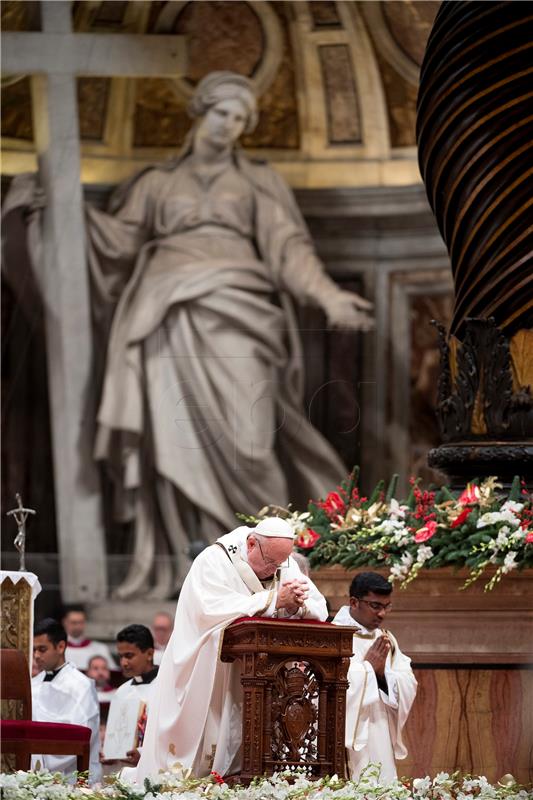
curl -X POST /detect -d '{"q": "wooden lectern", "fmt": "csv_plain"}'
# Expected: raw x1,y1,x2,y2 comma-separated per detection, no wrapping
221,617,353,783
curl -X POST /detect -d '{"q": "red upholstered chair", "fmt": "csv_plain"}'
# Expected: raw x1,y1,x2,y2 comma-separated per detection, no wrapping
0,648,91,772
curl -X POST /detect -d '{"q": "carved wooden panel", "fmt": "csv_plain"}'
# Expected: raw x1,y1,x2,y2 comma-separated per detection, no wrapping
271,664,319,763
0,578,32,663
319,45,361,145
221,619,352,782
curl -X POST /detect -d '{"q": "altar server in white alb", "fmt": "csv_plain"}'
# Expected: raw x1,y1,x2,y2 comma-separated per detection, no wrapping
136,517,327,781
32,618,101,783
333,572,417,783
332,572,417,782
103,624,160,769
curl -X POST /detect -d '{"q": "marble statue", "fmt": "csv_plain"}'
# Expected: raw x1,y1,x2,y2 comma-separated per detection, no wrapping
6,72,373,600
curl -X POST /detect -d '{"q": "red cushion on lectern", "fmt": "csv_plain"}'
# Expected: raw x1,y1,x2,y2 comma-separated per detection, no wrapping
231,616,333,626
0,720,91,742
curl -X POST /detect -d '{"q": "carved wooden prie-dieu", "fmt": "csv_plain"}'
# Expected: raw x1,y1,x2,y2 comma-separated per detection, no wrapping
221,618,353,782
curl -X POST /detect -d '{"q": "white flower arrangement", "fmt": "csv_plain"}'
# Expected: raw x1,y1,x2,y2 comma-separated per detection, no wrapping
0,767,530,800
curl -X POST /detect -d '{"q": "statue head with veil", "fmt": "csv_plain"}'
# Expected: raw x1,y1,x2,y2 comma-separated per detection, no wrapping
87,70,373,600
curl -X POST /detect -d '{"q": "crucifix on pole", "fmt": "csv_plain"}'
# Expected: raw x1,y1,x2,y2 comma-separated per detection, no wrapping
1,0,187,603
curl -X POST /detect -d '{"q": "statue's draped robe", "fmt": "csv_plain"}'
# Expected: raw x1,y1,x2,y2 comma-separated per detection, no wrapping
3,155,347,598
136,526,328,781
86,153,346,596
332,606,417,783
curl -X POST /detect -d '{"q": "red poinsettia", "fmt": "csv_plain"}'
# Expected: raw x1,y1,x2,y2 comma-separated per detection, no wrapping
525,531,533,544
414,520,438,543
318,490,346,518
450,507,474,529
458,482,480,505
296,528,321,549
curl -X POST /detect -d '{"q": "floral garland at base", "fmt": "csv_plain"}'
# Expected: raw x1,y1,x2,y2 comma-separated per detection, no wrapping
240,470,533,590
1,766,530,800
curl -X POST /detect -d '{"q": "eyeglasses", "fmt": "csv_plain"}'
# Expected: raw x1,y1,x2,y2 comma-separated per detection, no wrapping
356,599,393,612
256,539,288,571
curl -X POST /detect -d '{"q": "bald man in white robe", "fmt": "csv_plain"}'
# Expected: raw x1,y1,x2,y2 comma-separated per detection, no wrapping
136,518,328,781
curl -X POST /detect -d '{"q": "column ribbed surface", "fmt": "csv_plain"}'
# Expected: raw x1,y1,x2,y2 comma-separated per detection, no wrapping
416,1,533,336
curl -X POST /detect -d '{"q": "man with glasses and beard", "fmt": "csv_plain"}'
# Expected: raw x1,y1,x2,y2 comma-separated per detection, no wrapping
135,517,327,783
332,572,417,782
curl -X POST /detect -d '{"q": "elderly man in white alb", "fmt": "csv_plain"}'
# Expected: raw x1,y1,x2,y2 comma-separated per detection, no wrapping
136,517,327,781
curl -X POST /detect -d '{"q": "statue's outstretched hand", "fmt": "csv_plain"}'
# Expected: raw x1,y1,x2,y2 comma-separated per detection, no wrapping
323,290,374,331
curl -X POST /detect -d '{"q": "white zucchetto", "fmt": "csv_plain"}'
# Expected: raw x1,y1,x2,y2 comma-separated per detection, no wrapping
253,517,294,539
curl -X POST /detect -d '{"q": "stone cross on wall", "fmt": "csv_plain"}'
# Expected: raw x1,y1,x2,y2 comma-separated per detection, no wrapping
1,0,186,602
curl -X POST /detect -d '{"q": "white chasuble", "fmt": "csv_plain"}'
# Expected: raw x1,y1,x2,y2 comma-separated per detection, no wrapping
31,662,101,783
332,606,417,783
136,526,328,782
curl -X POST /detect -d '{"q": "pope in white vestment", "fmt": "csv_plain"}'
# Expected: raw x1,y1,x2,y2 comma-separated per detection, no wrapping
136,518,328,781
331,572,417,783
31,662,102,783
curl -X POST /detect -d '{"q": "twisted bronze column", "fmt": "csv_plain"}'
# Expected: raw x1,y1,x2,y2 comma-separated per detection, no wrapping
416,0,533,482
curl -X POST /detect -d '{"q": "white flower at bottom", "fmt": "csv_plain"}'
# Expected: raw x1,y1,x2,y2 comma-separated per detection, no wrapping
413,776,432,793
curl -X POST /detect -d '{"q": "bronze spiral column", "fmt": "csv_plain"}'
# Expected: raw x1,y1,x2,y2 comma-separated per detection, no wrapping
416,0,533,482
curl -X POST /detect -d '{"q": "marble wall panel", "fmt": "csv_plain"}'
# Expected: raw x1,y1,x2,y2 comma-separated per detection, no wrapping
173,1,263,84
409,292,454,484
309,1,343,30
298,277,365,472
1,77,33,141
241,3,300,150
402,667,533,785
382,1,440,67
318,44,361,144
1,277,58,557
134,1,299,150
373,49,418,148
77,77,111,141
1,0,40,31
133,80,189,149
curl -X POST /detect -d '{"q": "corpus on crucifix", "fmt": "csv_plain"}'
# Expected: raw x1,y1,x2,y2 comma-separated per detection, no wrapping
6,493,36,572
